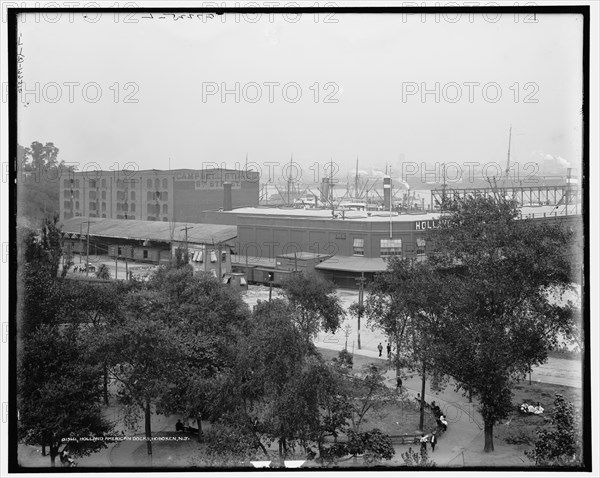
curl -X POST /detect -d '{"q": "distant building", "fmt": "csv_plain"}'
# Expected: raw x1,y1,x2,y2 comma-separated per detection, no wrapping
60,168,260,223
203,205,582,288
60,216,237,277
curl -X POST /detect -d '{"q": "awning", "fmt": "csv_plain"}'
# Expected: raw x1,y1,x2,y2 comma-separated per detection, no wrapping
315,256,388,273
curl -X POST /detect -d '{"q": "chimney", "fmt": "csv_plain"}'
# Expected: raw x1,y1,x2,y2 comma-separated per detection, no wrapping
321,178,330,204
383,176,392,211
223,182,232,211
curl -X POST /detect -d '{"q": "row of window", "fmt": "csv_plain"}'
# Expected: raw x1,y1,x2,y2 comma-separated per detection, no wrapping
63,178,170,190
352,238,427,258
147,191,168,201
64,200,166,216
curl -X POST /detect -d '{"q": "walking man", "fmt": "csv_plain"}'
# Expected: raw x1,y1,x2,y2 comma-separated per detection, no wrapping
377,342,383,357
386,343,391,358
430,433,437,452
396,376,403,390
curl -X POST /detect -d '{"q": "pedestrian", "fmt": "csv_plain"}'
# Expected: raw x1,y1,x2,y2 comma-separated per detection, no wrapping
377,342,383,357
386,343,391,358
420,434,429,453
396,376,403,389
430,433,437,452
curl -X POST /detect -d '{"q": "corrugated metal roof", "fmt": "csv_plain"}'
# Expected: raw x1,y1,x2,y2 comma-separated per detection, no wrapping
315,256,388,273
60,217,237,245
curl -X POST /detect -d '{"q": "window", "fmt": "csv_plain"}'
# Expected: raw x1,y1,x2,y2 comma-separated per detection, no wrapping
162,191,168,201
89,201,96,211
89,180,96,188
147,179,152,189
162,204,168,214
89,190,96,200
75,190,80,199
210,251,217,263
63,200,70,209
63,179,70,188
416,238,426,256
75,179,80,188
221,251,227,262
102,190,106,200
154,179,160,189
162,178,168,189
75,201,80,209
143,250,148,259
123,203,128,212
102,179,106,188
147,191,153,201
118,247,122,255
131,203,136,212
380,238,403,259
63,190,69,198
102,202,106,212
353,238,365,256
130,191,135,201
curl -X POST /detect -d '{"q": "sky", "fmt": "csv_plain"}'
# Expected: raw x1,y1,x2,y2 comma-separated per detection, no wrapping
16,11,584,186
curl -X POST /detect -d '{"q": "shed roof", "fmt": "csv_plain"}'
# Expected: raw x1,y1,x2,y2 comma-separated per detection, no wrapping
315,256,388,273
60,217,237,245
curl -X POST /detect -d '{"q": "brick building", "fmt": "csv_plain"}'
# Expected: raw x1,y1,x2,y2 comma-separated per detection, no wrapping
60,168,260,223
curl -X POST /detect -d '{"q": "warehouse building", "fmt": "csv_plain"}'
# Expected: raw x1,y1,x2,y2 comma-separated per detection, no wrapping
60,168,260,224
203,205,583,288
60,216,237,277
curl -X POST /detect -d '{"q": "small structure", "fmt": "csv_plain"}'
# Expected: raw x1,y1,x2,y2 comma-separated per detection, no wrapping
222,272,248,291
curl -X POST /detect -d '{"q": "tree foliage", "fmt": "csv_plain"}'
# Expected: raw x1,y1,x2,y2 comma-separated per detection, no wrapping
282,272,345,343
17,142,68,225
525,393,582,466
426,195,577,452
18,325,112,466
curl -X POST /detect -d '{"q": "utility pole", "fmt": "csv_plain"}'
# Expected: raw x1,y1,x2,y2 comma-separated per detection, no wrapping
180,225,194,257
355,272,366,349
82,220,93,277
79,223,83,263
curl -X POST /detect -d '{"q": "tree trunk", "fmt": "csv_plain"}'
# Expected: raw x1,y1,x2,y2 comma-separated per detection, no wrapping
103,361,109,406
145,401,153,456
419,360,426,431
395,338,401,379
196,413,202,443
42,444,46,456
483,419,494,452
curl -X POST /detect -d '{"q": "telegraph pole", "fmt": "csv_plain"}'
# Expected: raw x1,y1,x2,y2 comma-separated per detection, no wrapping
180,225,194,257
82,220,93,277
355,272,366,349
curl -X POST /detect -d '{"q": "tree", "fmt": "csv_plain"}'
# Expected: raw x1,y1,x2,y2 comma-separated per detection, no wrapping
426,195,577,452
525,393,582,466
17,142,67,224
282,272,345,343
366,258,448,431
106,287,187,456
341,364,396,435
18,325,112,466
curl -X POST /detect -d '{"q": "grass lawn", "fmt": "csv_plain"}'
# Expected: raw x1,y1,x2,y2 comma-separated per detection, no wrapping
316,347,437,436
493,380,582,449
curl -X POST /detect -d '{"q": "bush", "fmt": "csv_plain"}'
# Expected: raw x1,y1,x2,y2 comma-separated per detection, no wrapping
401,446,435,467
204,423,258,461
337,349,353,369
525,393,582,466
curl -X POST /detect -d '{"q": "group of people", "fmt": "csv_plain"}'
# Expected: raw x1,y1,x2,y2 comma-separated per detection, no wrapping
420,432,438,453
377,342,393,359
176,418,199,435
431,401,448,432
60,450,76,467
520,401,544,415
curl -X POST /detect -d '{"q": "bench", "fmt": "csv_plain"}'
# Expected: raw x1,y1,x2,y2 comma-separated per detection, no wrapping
389,434,421,445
